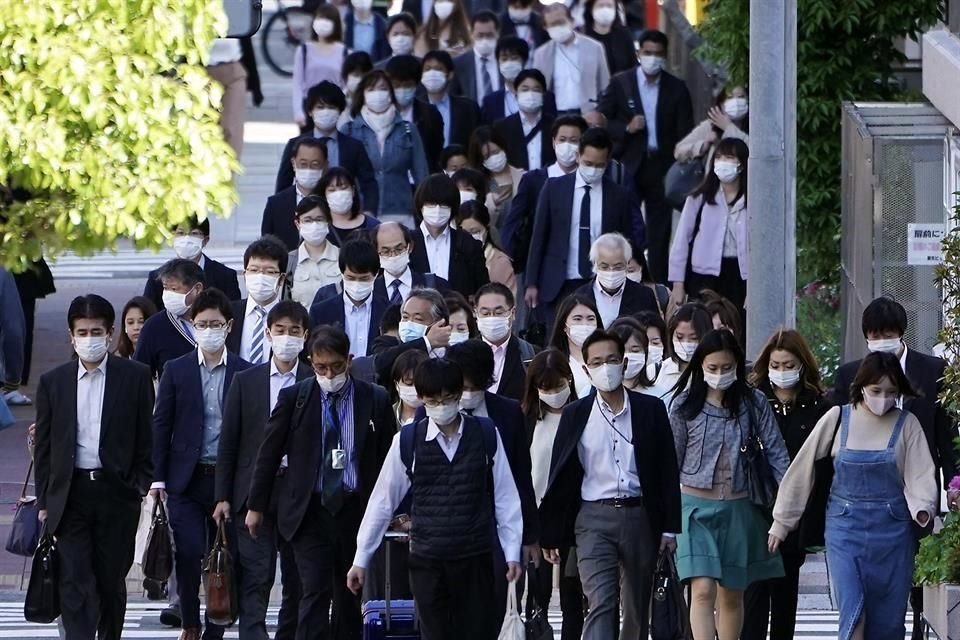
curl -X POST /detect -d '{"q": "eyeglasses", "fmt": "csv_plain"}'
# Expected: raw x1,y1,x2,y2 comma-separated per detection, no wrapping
312,360,348,376
378,244,408,258
587,357,623,368
422,395,459,408
476,306,513,318
245,268,282,277
194,321,227,330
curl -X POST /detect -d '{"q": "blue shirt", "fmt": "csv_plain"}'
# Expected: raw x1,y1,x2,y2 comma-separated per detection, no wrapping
637,69,660,151
504,91,519,117
430,94,452,146
317,378,359,491
198,349,227,463
352,16,376,56
314,129,340,168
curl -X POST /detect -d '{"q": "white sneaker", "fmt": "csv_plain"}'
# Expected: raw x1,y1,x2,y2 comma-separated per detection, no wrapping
3,390,32,406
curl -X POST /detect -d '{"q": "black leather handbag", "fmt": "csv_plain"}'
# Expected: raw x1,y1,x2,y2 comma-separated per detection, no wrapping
741,400,779,511
798,411,842,549
141,499,174,598
649,551,691,640
664,159,705,210
524,568,554,640
5,461,39,557
24,525,60,624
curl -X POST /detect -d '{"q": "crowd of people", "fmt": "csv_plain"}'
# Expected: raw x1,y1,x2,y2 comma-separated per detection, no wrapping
2,2,953,640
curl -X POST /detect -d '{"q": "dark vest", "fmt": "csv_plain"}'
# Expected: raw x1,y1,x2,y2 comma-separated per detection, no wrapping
409,418,493,560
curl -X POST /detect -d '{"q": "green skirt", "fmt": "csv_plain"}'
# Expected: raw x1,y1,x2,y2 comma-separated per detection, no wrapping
675,493,784,591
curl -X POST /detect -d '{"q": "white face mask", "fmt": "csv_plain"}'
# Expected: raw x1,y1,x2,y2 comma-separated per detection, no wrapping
313,18,335,38
295,167,323,190
592,6,616,26
173,236,203,260
627,271,643,283
638,54,664,75
162,289,192,317
394,87,417,108
477,316,511,343
389,34,414,55
723,97,749,120
245,273,280,304
567,323,596,347
474,37,496,57
271,334,305,363
300,221,329,245
554,141,578,168
547,23,573,43
343,279,375,302
596,269,626,291
539,387,571,409
867,337,902,354
863,390,896,417
672,340,698,362
195,327,228,354
624,352,646,379
425,401,460,425
421,69,448,93
433,0,454,20
346,75,363,94
703,369,736,391
471,231,485,244
459,389,484,410
327,189,354,216
768,367,801,389
459,190,477,204
508,7,531,22
499,60,523,82
422,205,452,227
578,164,604,185
713,159,740,184
588,362,624,392
317,372,348,394
517,90,544,113
380,252,410,276
351,0,372,10
448,330,470,345
397,383,423,407
483,151,508,173
73,335,109,363
364,89,392,113
312,108,340,131
398,320,428,343
647,344,664,365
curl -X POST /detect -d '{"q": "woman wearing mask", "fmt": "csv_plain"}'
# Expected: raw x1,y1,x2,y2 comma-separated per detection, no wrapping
521,348,584,640
583,0,635,74
115,297,158,358
670,329,790,640
634,311,667,383
626,252,670,314
652,302,712,406
608,317,659,395
292,4,349,128
444,291,478,346
738,329,828,640
384,13,417,60
391,349,428,426
287,195,342,308
668,138,750,310
457,201,516,297
675,86,750,165
414,0,471,56
467,126,524,227
451,167,498,225
343,71,429,226
547,295,601,398
317,167,380,245
769,352,937,640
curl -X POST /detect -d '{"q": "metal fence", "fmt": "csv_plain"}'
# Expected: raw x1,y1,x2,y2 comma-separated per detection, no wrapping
840,102,955,361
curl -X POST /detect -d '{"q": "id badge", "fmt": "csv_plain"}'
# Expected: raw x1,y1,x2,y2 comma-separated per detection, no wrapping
331,448,346,470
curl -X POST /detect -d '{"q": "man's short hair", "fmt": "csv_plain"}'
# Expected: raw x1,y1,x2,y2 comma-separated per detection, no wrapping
579,127,612,155
589,232,633,266
157,258,206,289
581,328,625,362
551,114,588,138
446,339,495,388
267,300,311,331
67,294,115,332
310,325,351,359
414,358,464,398
406,287,449,322
862,297,908,338
495,36,529,61
291,137,329,160
475,282,515,309
244,236,289,273
471,9,500,29
423,49,455,73
189,288,233,321
305,80,347,113
385,54,423,83
338,239,381,275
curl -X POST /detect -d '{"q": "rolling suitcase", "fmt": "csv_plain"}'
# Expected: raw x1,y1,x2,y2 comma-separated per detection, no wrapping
362,531,418,640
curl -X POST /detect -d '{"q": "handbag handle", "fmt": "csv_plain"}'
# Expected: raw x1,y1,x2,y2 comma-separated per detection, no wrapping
151,495,168,523
20,460,33,501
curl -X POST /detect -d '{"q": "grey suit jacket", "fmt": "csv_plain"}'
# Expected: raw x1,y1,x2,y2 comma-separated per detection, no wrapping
532,33,610,114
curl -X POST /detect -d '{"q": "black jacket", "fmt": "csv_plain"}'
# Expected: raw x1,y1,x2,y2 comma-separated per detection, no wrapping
413,99,445,172
493,112,556,171
493,336,534,402
343,12,390,61
446,95,483,148
499,11,549,49
144,255,241,311
410,228,490,298
261,185,306,252
574,278,661,323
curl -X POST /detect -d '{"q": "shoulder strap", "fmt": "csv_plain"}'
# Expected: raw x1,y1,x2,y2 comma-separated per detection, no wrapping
290,381,313,428
301,43,307,69
518,339,536,364
470,415,499,469
400,419,426,480
690,196,706,248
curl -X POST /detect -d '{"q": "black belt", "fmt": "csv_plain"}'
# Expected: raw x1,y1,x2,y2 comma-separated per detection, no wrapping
74,468,106,481
590,496,643,508
197,463,217,476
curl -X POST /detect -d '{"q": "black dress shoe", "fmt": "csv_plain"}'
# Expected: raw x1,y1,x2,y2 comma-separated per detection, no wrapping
160,604,182,628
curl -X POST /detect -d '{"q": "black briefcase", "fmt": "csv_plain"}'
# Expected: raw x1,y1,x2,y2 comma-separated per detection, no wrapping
141,499,174,598
24,526,60,624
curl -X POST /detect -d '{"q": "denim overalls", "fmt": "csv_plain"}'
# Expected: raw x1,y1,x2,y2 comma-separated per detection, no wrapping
825,405,914,640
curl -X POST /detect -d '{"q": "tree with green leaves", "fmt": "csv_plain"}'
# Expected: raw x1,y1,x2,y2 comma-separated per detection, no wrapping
0,0,239,272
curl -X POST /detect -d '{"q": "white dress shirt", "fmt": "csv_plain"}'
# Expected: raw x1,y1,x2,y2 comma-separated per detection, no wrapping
419,221,452,280
553,36,581,111
566,172,603,279
570,355,594,399
353,415,523,567
577,389,642,500
384,267,414,302
531,412,562,504
75,356,108,469
240,297,279,364
593,279,624,328
637,70,660,151
521,113,543,170
474,50,501,100
270,360,300,413
485,338,509,393
547,162,569,178
343,294,373,357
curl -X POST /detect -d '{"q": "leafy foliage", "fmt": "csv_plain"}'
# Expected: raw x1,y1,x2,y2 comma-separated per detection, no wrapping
936,203,960,428
796,281,840,383
0,0,239,271
697,0,941,284
916,512,960,585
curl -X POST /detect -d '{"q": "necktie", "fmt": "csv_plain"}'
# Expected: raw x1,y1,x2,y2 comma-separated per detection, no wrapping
390,279,403,306
321,393,344,514
579,185,592,278
480,56,493,100
249,306,266,363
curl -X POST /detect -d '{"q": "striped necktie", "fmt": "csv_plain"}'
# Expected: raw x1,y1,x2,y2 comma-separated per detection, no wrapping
249,305,267,363
390,280,403,306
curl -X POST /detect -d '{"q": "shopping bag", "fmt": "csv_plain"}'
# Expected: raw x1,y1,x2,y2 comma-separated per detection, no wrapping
649,550,691,640
5,461,39,557
24,525,59,624
203,520,237,626
497,581,524,640
141,498,174,598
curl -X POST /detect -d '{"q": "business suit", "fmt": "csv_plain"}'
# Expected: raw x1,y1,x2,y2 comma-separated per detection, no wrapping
248,377,397,640
143,256,241,311
372,270,450,304
444,94,483,148
9,258,55,384
540,389,681,640
490,335,534,401
410,228,490,299
493,111,556,171
575,278,661,326
343,11,390,61
273,132,379,214
499,11,549,51
217,361,313,640
532,34,610,114
501,167,550,273
451,51,503,105
309,293,389,357
262,185,306,252
413,98,445,172
371,334,429,387
480,89,557,125
597,68,694,283
152,349,253,634
34,355,154,640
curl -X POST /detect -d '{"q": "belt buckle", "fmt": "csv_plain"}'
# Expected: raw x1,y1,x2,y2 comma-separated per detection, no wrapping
88,470,98,481
613,497,624,509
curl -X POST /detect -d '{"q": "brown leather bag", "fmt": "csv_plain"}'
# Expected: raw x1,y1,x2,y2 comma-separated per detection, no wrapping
202,521,237,626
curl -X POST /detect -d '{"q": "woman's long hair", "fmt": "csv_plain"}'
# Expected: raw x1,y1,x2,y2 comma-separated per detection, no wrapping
419,0,471,52
749,327,824,396
673,328,751,420
547,295,601,357
116,296,158,358
520,348,576,418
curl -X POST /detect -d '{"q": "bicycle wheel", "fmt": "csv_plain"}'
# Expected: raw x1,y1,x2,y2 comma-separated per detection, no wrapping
261,7,314,77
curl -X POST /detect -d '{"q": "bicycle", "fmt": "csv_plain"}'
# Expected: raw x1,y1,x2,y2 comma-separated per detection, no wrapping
260,0,317,77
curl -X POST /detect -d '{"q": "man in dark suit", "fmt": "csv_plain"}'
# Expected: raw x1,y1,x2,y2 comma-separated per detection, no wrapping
274,82,379,216
576,233,660,327
225,236,290,366
451,11,502,105
421,50,482,148
400,0,430,24
144,216,239,311
216,301,312,640
246,327,397,640
409,174,490,299
499,0,549,53
524,127,643,330
479,36,526,124
492,68,555,171
134,259,205,379
371,287,452,385
596,29,694,284
474,282,536,401
150,289,253,640
385,55,445,171
540,329,680,640
373,222,449,305
34,294,154,640
262,138,327,252
343,5,390,61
